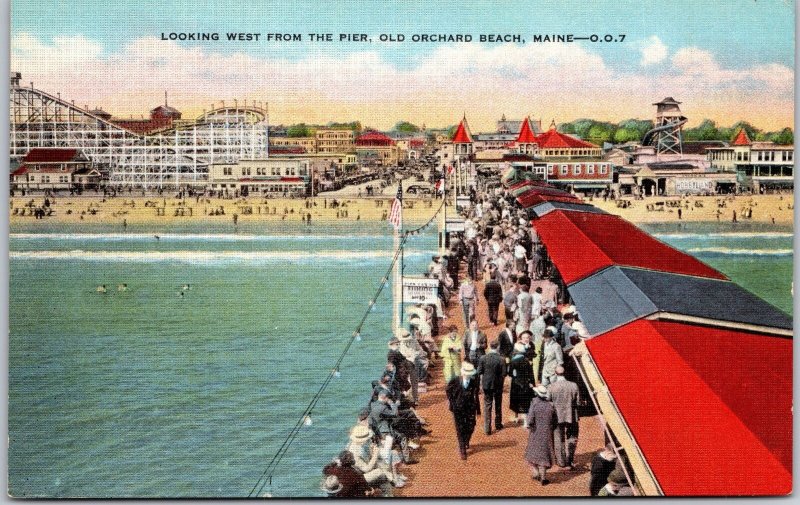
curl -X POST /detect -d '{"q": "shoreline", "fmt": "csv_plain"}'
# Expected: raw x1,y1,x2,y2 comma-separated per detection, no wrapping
9,194,793,230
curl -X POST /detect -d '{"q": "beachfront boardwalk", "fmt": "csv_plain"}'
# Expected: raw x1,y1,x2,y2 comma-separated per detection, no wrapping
397,276,605,498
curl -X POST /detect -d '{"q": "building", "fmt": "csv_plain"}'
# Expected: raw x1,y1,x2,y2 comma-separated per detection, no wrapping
315,129,355,154
545,159,614,191
706,129,793,191
514,117,540,156
10,147,99,191
208,158,310,196
355,131,401,166
537,121,602,159
270,136,317,153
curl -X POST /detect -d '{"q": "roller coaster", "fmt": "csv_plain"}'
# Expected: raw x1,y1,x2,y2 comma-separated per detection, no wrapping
9,75,269,188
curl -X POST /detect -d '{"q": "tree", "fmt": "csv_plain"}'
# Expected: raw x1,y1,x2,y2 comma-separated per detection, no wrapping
770,127,794,145
394,121,420,133
446,125,458,138
586,123,616,144
287,123,312,137
683,119,720,141
327,121,363,132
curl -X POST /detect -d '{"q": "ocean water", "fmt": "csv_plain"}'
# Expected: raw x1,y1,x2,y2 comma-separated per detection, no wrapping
8,221,793,497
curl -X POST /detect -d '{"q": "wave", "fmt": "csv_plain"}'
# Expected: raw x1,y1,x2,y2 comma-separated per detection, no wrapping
10,233,388,242
686,247,793,256
10,249,425,264
655,232,793,240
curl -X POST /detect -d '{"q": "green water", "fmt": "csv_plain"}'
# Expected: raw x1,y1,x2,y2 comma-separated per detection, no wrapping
8,221,792,497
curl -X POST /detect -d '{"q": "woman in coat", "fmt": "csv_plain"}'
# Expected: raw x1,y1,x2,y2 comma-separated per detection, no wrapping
508,342,535,426
525,385,557,485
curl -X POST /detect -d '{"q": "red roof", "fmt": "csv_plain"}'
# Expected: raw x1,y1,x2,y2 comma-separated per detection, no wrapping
533,210,727,284
587,319,791,495
11,165,28,176
515,117,537,143
516,190,581,208
451,117,473,143
535,128,597,149
731,128,751,146
22,148,80,163
355,131,396,147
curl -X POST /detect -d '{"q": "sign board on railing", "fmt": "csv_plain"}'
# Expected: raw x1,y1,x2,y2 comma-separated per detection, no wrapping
445,218,465,233
402,276,440,304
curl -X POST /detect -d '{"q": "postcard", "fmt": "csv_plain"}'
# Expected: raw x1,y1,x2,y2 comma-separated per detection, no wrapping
7,0,794,498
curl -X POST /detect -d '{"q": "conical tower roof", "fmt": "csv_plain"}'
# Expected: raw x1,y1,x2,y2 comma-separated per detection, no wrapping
516,116,537,143
731,128,751,146
451,116,473,143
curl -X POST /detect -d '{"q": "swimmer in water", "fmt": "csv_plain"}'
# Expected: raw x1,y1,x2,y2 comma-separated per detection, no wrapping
96,285,107,294
155,235,160,240
117,283,127,292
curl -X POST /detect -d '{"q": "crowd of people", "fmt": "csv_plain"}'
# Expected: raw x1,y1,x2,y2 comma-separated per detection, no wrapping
321,184,634,497
320,271,443,497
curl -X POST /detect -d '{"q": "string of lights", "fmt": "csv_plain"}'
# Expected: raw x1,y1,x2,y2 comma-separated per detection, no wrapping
248,233,410,498
248,196,448,498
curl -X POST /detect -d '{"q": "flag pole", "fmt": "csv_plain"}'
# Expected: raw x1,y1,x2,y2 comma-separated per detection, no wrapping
392,181,403,330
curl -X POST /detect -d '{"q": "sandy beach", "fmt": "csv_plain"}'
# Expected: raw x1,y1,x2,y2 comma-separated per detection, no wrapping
590,193,794,226
8,193,794,228
8,195,444,227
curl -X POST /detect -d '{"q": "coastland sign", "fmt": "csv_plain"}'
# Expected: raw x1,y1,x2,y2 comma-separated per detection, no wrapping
402,276,439,304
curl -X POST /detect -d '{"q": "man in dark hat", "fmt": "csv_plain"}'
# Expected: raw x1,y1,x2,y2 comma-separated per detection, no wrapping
445,362,479,460
322,450,372,497
597,468,632,496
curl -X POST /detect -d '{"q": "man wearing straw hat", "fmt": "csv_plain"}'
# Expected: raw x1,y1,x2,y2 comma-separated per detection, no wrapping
347,425,402,496
445,362,480,460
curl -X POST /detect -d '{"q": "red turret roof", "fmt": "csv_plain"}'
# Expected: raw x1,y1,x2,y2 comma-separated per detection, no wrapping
355,131,396,147
535,127,597,149
731,128,751,146
451,117,473,143
516,117,537,143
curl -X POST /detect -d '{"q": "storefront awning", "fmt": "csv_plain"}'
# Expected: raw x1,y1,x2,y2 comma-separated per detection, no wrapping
533,210,727,285
583,319,792,496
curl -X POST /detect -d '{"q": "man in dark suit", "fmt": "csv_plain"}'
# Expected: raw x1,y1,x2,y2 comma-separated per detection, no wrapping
483,273,504,326
547,365,580,469
497,319,516,363
477,339,506,434
446,362,479,460
462,319,487,415
462,319,487,365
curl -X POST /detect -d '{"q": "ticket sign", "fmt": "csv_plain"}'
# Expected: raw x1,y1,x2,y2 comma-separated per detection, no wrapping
402,276,440,304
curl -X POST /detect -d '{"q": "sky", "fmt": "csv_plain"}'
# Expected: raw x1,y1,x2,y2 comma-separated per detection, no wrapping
10,0,796,131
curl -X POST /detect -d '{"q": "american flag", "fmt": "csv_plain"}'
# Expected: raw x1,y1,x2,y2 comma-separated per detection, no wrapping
388,183,402,230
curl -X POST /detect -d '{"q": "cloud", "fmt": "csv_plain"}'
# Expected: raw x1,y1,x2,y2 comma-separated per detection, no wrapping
10,33,794,130
639,36,668,66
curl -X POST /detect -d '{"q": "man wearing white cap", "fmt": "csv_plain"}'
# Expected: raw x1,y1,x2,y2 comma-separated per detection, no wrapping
445,362,479,460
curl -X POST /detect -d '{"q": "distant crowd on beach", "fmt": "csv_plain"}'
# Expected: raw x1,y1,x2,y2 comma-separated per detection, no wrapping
320,185,634,497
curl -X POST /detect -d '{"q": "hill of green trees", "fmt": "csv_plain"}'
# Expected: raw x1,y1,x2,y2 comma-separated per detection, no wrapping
559,118,793,146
